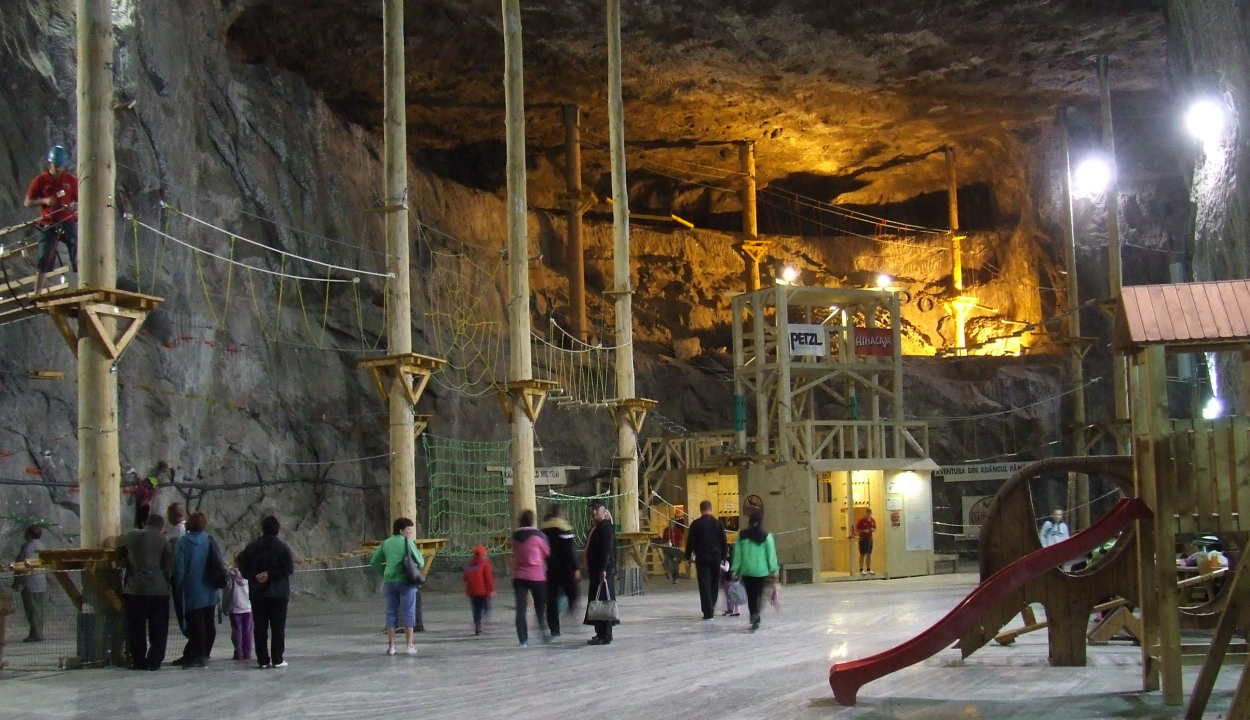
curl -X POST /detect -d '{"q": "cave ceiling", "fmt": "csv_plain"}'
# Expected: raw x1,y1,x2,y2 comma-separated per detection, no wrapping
224,0,1167,217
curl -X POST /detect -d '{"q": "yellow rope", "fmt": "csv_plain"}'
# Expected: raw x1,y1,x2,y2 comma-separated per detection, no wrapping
320,265,332,348
195,251,220,326
131,216,142,294
274,254,285,339
246,269,275,342
222,236,236,330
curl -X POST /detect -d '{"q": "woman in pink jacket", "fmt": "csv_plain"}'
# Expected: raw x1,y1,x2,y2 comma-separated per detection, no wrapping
510,509,551,646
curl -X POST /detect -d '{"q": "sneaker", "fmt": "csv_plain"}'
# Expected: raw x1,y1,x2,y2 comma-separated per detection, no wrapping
386,647,397,656
473,629,482,636
257,663,271,669
405,645,417,656
519,641,528,648
541,632,551,645
549,632,560,638
587,637,610,646
750,621,760,632
273,661,288,668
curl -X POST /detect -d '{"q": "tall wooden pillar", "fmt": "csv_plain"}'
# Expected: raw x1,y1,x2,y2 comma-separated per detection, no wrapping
382,0,417,527
77,0,119,548
563,105,588,344
1099,56,1130,454
1059,108,1090,530
607,0,640,544
502,0,537,518
738,141,765,292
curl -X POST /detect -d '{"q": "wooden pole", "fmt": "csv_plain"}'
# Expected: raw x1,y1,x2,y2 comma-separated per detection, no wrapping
503,0,536,518
607,0,639,541
383,0,417,528
76,0,119,548
740,141,760,291
563,105,587,344
1098,55,1130,455
1059,108,1090,530
945,146,962,291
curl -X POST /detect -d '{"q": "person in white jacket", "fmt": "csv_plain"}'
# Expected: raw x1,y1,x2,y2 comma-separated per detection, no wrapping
1039,508,1070,547
223,565,253,661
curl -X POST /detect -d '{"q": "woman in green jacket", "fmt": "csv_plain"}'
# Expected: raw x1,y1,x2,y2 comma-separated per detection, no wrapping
730,509,779,632
370,517,425,656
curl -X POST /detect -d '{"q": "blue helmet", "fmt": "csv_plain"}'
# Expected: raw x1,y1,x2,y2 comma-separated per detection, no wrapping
47,145,69,167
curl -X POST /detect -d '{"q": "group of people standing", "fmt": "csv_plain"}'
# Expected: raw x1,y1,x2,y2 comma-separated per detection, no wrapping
118,504,295,670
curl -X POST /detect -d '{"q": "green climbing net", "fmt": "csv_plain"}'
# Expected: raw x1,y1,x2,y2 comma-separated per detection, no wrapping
425,434,512,560
424,434,634,561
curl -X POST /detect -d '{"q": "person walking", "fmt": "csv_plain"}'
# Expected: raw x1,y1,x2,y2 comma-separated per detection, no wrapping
730,509,780,632
172,512,220,667
118,515,174,670
685,500,728,620
511,509,551,647
370,517,424,656
583,499,617,646
12,525,47,642
237,515,296,668
540,504,580,638
463,545,495,635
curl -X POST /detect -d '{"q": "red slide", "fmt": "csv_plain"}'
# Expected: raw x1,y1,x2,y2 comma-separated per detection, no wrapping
829,497,1152,706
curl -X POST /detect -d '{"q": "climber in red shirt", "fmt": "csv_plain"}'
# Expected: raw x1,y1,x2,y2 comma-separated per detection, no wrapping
24,145,79,294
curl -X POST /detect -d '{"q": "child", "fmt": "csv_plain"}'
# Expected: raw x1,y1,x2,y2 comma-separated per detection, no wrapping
720,558,740,617
222,565,253,660
463,545,495,635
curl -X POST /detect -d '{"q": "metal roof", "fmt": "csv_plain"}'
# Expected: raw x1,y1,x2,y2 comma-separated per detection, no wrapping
1114,280,1250,352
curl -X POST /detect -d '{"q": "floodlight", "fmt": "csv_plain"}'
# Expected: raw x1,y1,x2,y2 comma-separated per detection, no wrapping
876,274,892,289
1186,99,1225,144
1073,157,1111,196
781,266,798,284
1202,397,1224,420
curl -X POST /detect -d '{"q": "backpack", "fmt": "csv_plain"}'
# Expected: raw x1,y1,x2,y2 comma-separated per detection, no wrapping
204,537,228,590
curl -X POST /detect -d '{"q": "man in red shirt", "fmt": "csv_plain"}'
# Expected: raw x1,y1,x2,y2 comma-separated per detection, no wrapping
24,145,78,294
855,509,877,575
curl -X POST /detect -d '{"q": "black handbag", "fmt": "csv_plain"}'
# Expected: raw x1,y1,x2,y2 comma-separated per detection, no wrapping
401,541,425,585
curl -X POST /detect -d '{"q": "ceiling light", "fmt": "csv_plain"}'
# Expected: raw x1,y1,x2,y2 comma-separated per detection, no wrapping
1072,157,1110,196
1186,99,1225,144
1203,397,1224,420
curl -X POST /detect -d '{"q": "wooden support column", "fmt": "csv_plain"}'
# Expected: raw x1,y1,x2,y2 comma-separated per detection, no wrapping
891,292,904,458
1059,108,1090,530
738,141,766,292
382,0,417,528
76,0,120,548
503,0,538,519
776,284,792,461
1144,345,1183,704
607,0,641,550
562,105,588,343
1099,56,1130,455
753,295,769,456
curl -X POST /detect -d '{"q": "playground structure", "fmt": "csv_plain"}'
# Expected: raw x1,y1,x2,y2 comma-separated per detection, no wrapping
829,279,1250,715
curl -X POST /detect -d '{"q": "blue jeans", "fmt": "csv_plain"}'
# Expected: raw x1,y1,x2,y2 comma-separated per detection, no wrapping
384,581,416,629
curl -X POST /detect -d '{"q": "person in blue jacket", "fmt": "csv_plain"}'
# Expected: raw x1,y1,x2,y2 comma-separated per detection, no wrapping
172,512,220,668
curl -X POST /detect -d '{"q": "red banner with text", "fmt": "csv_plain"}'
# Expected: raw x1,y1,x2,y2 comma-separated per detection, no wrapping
854,328,893,356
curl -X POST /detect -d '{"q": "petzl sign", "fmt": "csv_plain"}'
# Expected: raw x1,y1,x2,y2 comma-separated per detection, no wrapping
854,327,893,356
787,324,827,356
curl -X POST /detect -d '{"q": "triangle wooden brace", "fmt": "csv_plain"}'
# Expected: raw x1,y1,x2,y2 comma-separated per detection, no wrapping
608,398,658,434
494,380,558,424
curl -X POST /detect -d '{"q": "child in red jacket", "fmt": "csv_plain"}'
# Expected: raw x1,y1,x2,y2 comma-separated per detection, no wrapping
464,545,495,635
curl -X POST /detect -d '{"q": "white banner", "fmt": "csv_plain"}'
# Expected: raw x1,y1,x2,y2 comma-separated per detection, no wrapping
935,461,1029,483
787,324,827,356
486,466,575,486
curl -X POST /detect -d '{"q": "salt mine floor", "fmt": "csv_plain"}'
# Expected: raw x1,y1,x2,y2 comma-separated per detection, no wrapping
2,572,1237,719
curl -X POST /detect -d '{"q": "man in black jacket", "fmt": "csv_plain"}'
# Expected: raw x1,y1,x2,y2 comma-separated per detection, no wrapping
237,516,296,668
685,500,728,620
540,504,580,637
583,499,616,645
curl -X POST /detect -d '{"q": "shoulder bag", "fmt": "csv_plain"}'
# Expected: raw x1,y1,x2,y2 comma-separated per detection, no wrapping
585,580,619,623
401,540,426,585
